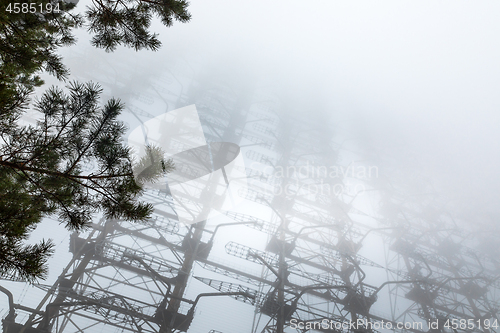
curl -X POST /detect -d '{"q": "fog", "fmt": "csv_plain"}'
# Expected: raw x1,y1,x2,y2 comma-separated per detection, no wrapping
3,1,500,331
163,0,500,227
62,1,500,220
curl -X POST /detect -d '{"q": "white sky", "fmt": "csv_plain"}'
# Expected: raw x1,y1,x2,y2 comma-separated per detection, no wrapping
159,0,500,222
27,0,500,281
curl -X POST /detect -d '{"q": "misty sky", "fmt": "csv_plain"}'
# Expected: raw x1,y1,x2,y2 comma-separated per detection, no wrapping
33,0,500,263
53,0,500,227
157,0,500,225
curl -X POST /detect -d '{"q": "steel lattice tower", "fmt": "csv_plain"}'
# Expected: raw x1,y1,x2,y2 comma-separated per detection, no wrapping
2,63,500,333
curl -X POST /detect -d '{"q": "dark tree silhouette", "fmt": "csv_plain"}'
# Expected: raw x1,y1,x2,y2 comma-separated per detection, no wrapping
0,0,186,281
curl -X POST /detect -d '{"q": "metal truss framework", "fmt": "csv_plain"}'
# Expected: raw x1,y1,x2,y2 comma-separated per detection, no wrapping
2,65,500,333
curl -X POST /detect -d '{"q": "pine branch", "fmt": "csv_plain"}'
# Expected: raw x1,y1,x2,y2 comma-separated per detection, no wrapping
64,99,121,175
137,0,164,5
0,160,134,180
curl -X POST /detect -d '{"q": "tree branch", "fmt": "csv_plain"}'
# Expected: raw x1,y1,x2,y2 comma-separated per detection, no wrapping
64,102,116,175
0,160,133,180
